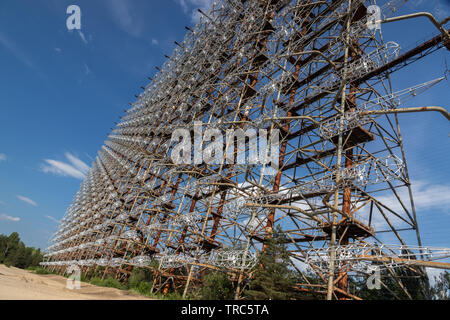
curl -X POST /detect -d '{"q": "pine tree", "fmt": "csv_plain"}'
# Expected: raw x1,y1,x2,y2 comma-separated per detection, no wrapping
353,266,428,300
244,226,297,300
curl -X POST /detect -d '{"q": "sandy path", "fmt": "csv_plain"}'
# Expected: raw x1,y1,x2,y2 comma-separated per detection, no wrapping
0,264,152,300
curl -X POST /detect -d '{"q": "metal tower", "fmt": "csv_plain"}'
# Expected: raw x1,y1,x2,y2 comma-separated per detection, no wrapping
42,0,450,300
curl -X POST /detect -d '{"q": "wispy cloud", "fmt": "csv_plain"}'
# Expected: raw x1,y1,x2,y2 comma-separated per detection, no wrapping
65,152,90,173
78,30,88,44
45,215,60,224
41,152,90,180
17,195,38,207
151,38,159,46
0,213,20,222
42,159,86,179
0,31,36,70
353,179,450,232
175,0,215,23
84,63,92,75
177,0,189,13
54,47,62,53
0,153,6,162
376,180,450,215
108,0,144,37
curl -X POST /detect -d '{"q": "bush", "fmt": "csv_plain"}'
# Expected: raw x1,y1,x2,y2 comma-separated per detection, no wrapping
89,276,126,290
89,276,103,286
126,267,155,296
28,266,53,275
199,271,234,300
135,282,152,296
103,277,126,290
127,267,153,289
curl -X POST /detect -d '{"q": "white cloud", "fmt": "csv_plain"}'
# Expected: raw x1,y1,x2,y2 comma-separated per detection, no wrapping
351,180,450,233
176,0,189,13
175,0,215,23
0,153,6,161
0,213,20,222
84,63,92,75
78,30,88,44
0,31,36,70
151,38,159,45
64,152,90,173
45,215,60,224
0,31,46,79
54,47,62,53
17,195,38,207
376,180,450,215
41,152,89,180
108,0,144,37
42,159,85,179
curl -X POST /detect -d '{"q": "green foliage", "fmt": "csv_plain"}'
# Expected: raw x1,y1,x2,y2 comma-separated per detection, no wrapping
103,277,126,290
27,266,53,275
127,268,153,288
0,232,43,269
88,276,103,286
126,267,155,296
89,276,126,290
80,273,90,283
349,266,428,300
244,226,298,300
135,281,152,296
199,271,234,300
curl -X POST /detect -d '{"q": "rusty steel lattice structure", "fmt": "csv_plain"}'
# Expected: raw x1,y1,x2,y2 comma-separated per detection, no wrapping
41,0,450,300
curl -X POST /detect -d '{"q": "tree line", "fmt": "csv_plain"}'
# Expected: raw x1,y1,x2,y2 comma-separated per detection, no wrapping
0,232,43,269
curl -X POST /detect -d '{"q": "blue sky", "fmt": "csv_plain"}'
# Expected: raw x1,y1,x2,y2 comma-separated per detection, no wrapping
0,0,449,251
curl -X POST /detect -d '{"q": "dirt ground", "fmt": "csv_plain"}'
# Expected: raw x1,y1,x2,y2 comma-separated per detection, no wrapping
0,264,151,300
